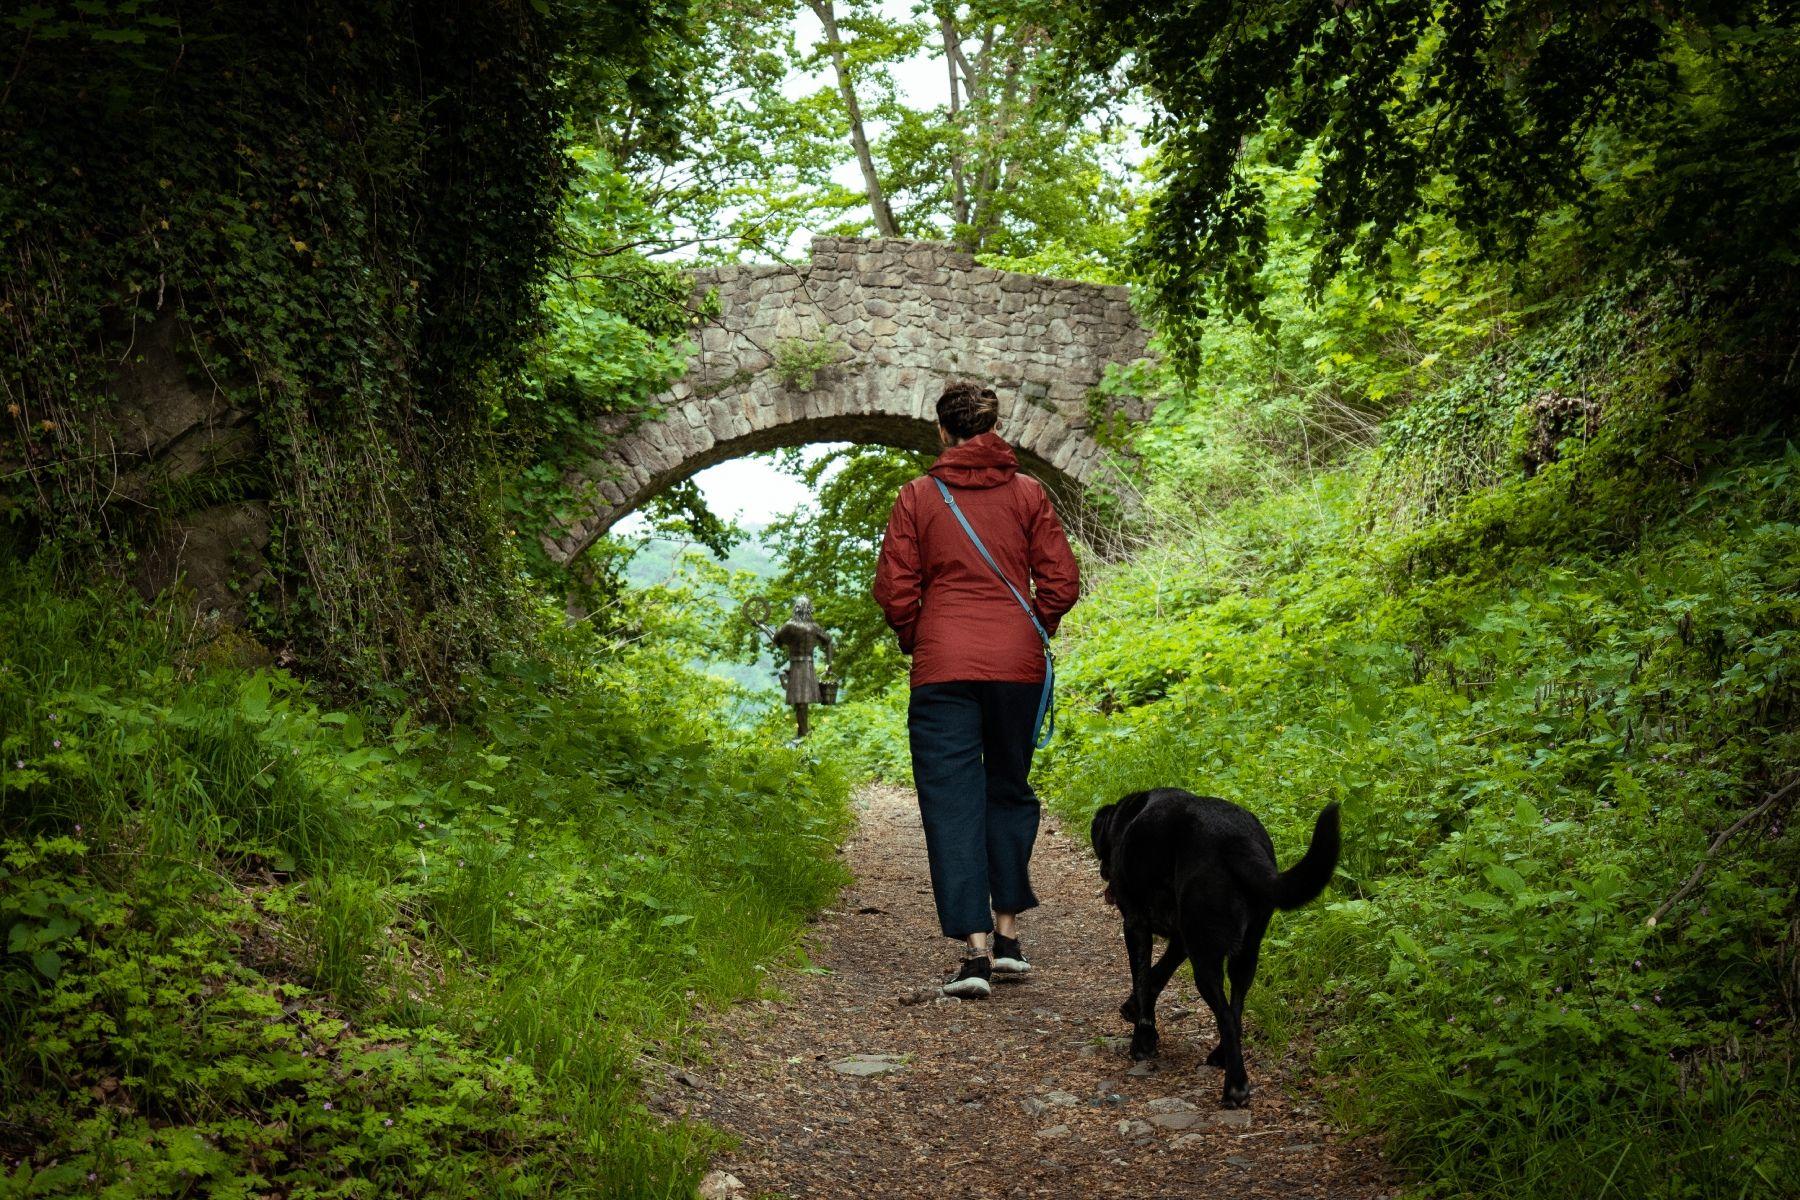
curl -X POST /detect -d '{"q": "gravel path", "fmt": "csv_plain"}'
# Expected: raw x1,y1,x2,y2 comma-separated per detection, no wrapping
656,783,1395,1199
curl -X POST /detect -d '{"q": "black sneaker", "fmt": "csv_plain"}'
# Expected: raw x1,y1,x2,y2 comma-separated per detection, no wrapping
992,934,1032,976
941,954,992,998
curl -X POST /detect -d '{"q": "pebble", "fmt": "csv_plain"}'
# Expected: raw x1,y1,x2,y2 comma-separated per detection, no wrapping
1077,1034,1134,1058
829,1054,907,1077
1117,1119,1153,1137
1146,1097,1204,1132
1171,1134,1208,1151
1036,1124,1072,1140
1215,1108,1253,1130
1023,1090,1080,1117
698,1171,744,1199
1126,1061,1158,1076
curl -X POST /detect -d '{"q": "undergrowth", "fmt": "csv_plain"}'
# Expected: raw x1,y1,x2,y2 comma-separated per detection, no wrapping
0,564,850,1198
1039,308,1799,1194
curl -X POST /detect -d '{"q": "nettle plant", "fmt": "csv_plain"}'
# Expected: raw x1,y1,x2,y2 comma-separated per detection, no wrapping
1042,432,1799,1196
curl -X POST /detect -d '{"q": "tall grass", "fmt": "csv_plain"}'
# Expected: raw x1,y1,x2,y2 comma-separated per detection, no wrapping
0,562,850,1197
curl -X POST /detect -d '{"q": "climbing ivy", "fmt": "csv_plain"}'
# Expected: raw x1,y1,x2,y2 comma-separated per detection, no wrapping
0,1,695,708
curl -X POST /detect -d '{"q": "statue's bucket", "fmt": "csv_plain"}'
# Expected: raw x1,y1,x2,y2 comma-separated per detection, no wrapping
819,681,839,706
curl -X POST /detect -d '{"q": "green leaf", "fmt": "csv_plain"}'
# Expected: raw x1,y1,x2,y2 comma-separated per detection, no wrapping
1485,865,1528,896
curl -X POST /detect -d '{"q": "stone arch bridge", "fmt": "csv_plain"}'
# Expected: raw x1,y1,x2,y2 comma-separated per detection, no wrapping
543,237,1152,564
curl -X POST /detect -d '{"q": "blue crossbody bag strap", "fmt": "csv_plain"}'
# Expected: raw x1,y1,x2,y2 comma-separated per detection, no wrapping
932,477,1055,747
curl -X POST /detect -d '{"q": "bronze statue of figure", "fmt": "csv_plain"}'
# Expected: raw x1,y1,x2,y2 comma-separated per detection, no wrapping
747,596,835,738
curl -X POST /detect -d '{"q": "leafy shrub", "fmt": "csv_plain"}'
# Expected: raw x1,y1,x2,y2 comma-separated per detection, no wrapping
773,336,842,391
805,684,913,784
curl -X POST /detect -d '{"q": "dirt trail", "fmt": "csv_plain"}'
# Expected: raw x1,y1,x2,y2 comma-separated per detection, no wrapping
656,784,1394,1199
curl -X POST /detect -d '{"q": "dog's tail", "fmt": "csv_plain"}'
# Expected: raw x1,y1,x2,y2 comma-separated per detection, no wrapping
1272,803,1340,910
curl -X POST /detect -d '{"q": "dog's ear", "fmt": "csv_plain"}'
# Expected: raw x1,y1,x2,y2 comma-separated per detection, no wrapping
1089,804,1116,871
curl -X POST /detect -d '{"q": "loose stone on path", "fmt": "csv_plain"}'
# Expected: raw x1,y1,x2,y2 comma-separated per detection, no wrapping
1146,1096,1204,1131
697,1170,744,1199
829,1053,908,1077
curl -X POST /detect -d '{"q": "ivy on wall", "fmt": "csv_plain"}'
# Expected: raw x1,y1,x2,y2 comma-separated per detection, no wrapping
0,0,692,707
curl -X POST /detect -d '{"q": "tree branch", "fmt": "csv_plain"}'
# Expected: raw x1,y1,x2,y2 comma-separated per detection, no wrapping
1647,774,1799,929
939,9,971,230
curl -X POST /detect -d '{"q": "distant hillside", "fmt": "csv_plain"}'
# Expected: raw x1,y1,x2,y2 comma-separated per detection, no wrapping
624,528,781,590
625,529,783,694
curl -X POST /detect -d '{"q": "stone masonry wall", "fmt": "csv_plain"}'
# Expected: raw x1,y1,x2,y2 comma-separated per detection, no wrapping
544,236,1151,563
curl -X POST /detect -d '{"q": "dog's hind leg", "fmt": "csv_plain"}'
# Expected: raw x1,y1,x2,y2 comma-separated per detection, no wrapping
1190,954,1249,1106
1120,937,1187,1023
1179,882,1251,1107
1210,912,1269,1068
1123,920,1161,1060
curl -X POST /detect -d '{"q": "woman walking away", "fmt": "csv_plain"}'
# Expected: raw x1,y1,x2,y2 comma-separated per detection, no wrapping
873,381,1080,997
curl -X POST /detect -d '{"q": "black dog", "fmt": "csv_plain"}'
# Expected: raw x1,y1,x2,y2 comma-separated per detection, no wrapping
1090,789,1340,1107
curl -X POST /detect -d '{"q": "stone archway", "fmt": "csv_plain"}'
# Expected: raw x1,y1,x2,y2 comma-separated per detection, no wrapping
542,236,1152,564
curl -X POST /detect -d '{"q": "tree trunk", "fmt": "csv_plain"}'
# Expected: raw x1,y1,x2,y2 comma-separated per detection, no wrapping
939,10,971,232
967,46,1022,254
809,0,899,237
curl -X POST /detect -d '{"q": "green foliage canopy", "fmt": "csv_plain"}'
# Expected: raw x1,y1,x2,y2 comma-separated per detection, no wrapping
1062,1,1800,357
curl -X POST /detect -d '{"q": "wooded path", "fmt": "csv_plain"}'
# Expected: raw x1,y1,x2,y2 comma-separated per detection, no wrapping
654,784,1395,1199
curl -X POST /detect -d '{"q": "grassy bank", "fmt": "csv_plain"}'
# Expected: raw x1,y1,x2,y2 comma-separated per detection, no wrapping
1038,419,1797,1196
0,565,850,1198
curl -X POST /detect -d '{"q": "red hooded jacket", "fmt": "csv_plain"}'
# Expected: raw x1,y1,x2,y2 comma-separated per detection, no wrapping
873,433,1080,687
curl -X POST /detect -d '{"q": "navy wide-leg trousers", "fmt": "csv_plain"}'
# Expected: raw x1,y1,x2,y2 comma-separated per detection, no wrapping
908,680,1043,939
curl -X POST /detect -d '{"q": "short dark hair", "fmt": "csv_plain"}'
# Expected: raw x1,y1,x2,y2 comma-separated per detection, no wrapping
937,381,999,440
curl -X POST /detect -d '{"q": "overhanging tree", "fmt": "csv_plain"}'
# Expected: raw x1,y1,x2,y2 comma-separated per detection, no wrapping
1057,1,1800,360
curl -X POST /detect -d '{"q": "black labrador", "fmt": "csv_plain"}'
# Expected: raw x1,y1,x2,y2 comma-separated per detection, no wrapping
1090,789,1340,1107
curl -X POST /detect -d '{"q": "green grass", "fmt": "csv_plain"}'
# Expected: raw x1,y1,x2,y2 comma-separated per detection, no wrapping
0,563,851,1198
1037,433,1799,1198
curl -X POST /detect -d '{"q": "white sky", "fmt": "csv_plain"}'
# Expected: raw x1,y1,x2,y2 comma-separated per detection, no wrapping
613,443,848,535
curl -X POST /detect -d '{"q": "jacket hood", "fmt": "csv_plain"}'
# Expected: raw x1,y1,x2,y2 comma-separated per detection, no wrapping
926,431,1018,489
